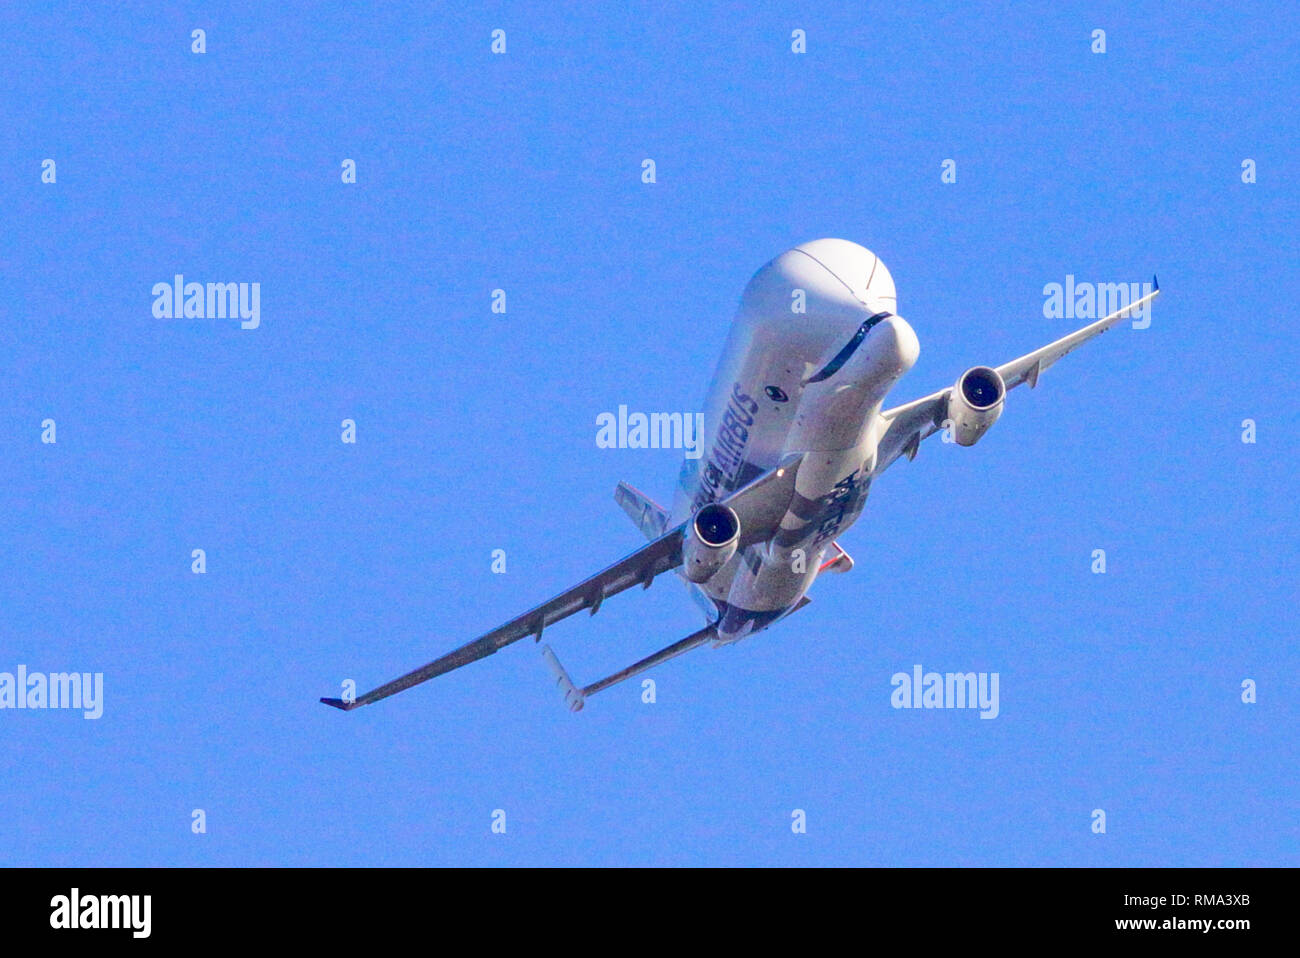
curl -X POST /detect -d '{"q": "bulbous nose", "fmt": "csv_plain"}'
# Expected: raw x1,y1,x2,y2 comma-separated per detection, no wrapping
871,313,920,375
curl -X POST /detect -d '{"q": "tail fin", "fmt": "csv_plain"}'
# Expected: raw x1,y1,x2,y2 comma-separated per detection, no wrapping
819,541,854,574
614,481,668,541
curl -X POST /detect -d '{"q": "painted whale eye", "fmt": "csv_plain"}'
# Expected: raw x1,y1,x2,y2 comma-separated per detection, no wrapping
765,385,789,402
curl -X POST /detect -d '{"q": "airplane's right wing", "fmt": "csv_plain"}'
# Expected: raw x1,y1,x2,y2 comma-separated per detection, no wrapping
873,278,1160,477
321,452,805,712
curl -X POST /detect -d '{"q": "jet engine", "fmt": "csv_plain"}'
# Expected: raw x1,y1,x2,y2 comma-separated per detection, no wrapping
682,503,740,583
945,366,1005,446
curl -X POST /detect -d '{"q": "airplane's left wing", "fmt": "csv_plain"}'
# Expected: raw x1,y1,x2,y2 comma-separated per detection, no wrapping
320,530,683,711
321,452,805,711
873,278,1160,477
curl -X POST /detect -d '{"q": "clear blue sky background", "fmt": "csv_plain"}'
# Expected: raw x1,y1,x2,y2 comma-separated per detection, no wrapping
2,2,1296,866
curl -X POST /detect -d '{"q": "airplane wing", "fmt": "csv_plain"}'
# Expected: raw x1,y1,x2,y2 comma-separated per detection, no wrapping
873,278,1160,477
321,452,805,711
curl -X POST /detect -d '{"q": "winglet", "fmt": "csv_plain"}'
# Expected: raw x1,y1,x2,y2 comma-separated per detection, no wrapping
320,697,357,711
1152,273,1159,292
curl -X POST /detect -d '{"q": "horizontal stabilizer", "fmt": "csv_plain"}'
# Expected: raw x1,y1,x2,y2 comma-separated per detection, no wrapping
615,481,669,540
581,623,716,698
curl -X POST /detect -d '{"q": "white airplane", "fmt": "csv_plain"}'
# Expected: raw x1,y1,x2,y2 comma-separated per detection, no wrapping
322,238,1159,713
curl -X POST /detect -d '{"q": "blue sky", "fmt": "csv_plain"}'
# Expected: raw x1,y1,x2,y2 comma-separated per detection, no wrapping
2,1,1296,866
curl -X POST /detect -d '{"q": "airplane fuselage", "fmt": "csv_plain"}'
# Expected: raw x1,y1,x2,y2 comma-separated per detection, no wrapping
669,239,919,643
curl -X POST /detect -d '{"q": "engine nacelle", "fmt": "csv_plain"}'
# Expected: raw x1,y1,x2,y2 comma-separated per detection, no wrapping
945,366,1006,446
682,503,740,583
